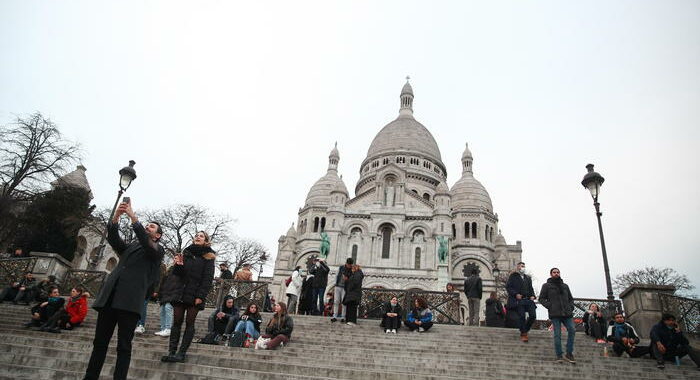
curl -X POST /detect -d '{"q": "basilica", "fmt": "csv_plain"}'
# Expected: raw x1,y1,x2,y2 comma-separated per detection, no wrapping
271,80,523,315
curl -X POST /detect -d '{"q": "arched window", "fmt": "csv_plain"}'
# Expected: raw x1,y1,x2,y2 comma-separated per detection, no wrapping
351,244,358,264
105,257,118,272
422,193,430,201
313,217,320,233
452,224,456,239
411,189,418,195
414,247,421,269
471,222,477,239
380,225,392,259
464,222,469,238
351,227,362,236
490,227,494,242
320,217,326,232
485,225,489,241
412,229,425,242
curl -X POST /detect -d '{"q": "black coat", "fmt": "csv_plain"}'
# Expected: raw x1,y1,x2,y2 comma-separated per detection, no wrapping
342,270,364,304
219,270,233,280
265,315,294,338
93,221,164,315
538,278,574,319
297,277,315,314
310,261,330,288
157,267,182,304
484,298,505,327
171,245,216,308
649,321,689,350
505,272,535,309
464,275,483,299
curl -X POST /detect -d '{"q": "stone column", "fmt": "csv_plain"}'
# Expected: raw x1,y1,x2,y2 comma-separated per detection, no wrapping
619,284,676,338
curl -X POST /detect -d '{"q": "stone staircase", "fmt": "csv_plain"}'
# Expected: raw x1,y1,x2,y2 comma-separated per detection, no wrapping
0,303,698,380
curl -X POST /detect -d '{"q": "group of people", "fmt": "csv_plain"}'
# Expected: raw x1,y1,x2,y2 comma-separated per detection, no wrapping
0,272,59,305
285,257,365,325
20,284,89,333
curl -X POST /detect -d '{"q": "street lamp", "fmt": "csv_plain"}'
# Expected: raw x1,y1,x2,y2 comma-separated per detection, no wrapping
89,160,137,269
581,163,614,301
492,264,501,299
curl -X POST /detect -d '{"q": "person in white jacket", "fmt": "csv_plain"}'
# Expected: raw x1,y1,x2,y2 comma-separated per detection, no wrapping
285,267,303,314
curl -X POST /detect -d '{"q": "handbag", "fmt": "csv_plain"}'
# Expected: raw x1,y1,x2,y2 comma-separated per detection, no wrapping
255,337,271,350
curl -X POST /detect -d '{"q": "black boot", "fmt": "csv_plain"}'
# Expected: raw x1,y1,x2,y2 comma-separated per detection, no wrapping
160,351,177,362
172,351,186,363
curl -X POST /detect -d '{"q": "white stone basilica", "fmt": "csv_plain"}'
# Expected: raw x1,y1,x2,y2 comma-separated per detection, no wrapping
271,80,523,316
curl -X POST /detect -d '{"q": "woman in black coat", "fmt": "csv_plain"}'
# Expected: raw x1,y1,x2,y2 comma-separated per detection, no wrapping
162,231,216,363
297,274,315,316
381,296,402,333
484,292,505,327
342,265,364,326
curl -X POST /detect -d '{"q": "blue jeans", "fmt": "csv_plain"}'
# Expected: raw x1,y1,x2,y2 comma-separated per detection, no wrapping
159,303,173,330
138,299,148,326
312,287,326,315
234,320,259,339
551,317,576,357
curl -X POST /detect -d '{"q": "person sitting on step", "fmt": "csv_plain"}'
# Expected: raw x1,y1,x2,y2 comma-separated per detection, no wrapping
40,286,89,333
256,302,294,350
232,302,263,347
404,297,433,332
0,271,37,305
605,312,649,358
649,313,700,370
24,286,64,328
583,303,607,343
381,296,402,334
208,295,239,338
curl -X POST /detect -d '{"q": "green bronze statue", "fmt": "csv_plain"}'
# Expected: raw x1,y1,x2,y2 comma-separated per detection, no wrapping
320,232,330,258
437,236,449,264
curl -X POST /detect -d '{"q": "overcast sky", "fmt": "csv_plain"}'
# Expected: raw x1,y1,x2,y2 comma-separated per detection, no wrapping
1,1,698,300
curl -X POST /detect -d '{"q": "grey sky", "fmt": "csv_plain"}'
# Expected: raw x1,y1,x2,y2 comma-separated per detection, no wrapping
1,1,698,300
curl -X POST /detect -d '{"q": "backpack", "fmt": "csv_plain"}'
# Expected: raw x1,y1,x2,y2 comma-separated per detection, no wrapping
198,331,221,345
285,276,292,287
227,331,246,348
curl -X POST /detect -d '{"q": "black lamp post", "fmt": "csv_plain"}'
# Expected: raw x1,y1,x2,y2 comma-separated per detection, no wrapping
89,160,137,269
581,163,614,301
492,264,501,299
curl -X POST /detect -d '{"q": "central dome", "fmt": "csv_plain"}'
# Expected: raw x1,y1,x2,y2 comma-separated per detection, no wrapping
366,114,443,162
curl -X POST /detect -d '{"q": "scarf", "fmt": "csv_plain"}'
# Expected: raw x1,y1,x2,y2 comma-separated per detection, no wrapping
613,322,627,338
48,297,61,303
549,277,565,294
183,244,215,257
70,295,82,303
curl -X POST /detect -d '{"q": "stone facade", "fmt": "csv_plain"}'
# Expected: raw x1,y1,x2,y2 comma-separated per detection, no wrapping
271,80,523,319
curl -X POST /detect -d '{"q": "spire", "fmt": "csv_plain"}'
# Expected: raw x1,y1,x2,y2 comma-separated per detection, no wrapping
328,142,339,172
399,76,414,116
461,142,473,174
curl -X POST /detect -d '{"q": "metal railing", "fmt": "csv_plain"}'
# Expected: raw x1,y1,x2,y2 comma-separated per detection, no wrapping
659,293,699,336
207,279,269,310
0,257,37,285
358,288,461,325
60,270,107,296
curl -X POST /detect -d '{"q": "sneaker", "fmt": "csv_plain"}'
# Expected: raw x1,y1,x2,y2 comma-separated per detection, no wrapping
564,353,576,364
391,329,397,334
279,342,284,348
596,339,606,344
418,327,425,332
160,328,170,337
555,355,564,363
520,332,529,343
346,322,356,326
385,329,390,334
134,325,145,334
330,317,337,323
656,363,665,370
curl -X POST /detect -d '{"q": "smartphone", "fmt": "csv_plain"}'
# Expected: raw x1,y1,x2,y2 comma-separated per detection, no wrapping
122,196,130,204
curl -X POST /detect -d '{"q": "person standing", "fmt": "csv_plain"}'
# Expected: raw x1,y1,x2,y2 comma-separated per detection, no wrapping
154,264,179,337
506,262,537,342
342,264,364,326
161,231,216,363
539,268,576,363
83,201,164,380
309,258,330,315
218,262,233,280
463,269,483,326
285,266,303,314
484,292,505,328
331,258,353,323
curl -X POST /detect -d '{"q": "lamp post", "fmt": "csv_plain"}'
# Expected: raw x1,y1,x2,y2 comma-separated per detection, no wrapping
89,160,137,270
581,163,614,301
492,264,501,300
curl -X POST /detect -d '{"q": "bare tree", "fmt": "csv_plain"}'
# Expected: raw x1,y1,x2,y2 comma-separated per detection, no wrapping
613,267,696,297
215,237,269,275
0,112,80,199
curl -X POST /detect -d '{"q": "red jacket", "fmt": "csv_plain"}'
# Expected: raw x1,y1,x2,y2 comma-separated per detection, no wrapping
66,295,88,324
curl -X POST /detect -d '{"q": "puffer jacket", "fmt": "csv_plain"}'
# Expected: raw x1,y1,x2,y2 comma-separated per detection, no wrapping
285,270,303,297
342,270,364,305
539,277,574,319
157,267,182,304
66,295,88,324
171,245,216,308
265,315,294,338
407,307,433,324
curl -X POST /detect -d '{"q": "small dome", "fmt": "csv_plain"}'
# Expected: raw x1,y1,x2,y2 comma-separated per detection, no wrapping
401,81,414,96
305,171,344,206
450,174,493,212
331,176,349,195
436,182,449,194
286,223,297,237
329,142,339,159
494,231,506,246
462,143,473,160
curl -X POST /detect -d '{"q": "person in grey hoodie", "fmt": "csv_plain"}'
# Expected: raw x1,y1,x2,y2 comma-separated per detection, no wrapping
463,269,483,326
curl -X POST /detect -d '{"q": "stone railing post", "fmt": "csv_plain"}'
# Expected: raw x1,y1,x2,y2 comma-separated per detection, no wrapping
619,284,676,338
30,252,73,282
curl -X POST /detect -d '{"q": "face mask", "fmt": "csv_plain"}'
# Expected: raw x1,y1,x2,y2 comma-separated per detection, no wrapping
518,268,525,274
390,301,397,306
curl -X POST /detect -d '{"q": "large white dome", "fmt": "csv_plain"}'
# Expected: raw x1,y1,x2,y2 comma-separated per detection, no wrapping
366,114,443,163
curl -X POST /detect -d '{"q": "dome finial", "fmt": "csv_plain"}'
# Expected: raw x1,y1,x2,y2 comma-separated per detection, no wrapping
462,142,473,174
328,143,340,172
400,77,414,116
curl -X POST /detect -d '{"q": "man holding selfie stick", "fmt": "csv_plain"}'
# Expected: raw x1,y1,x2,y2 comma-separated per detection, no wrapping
83,199,165,380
